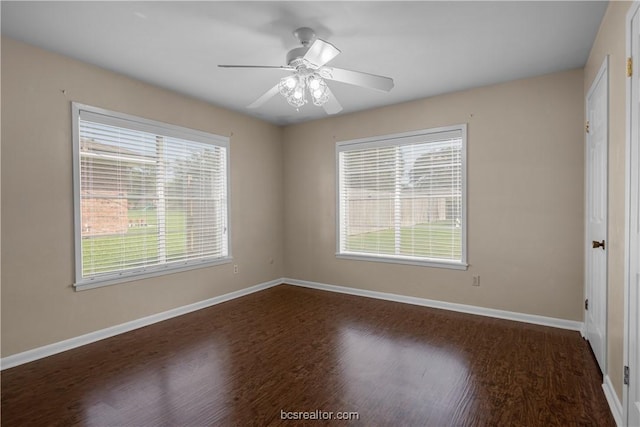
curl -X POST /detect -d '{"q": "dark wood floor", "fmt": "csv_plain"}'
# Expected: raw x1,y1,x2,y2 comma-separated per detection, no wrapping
2,284,614,426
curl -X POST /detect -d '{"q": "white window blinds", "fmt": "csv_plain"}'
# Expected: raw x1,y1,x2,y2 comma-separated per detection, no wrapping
337,125,467,269
73,104,230,289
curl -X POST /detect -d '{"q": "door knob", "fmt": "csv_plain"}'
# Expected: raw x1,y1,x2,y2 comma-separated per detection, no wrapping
592,240,606,250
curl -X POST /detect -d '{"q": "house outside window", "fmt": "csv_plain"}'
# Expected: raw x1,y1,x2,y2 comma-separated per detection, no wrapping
72,103,231,290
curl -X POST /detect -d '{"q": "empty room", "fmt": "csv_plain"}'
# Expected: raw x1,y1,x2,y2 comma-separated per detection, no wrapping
2,1,640,425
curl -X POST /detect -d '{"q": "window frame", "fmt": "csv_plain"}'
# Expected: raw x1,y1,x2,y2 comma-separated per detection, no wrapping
335,124,468,270
72,103,232,291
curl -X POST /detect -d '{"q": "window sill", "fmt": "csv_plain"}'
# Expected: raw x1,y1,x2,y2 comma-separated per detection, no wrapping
74,257,233,291
335,253,468,270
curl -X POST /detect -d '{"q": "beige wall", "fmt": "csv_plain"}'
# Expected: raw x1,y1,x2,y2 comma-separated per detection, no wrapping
1,38,285,357
284,69,585,321
0,21,607,373
584,0,633,403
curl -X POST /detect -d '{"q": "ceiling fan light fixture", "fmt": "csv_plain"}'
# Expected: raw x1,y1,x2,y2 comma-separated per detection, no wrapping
285,76,296,89
310,77,329,106
278,75,296,97
278,71,331,109
308,75,321,90
279,75,307,108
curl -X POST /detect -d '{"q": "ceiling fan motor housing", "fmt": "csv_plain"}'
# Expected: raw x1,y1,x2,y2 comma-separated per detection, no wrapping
293,27,316,46
286,47,310,67
287,27,317,67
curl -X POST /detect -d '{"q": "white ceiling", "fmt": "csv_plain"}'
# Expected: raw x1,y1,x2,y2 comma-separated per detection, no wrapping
1,1,607,125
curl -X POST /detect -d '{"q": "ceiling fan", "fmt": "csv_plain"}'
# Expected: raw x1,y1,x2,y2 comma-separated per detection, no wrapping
219,27,394,115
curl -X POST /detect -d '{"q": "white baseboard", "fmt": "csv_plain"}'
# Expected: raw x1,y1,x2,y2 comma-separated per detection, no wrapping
0,278,282,370
603,375,623,426
2,276,586,370
283,277,584,332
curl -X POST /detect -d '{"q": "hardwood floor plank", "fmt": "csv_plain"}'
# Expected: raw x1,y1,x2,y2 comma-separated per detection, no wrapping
1,285,614,426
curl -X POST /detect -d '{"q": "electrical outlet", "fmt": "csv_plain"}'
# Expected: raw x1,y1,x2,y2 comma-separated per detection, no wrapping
472,275,480,287
233,264,238,274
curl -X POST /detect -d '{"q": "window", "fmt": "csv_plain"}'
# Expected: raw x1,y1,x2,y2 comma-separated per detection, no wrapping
337,125,467,269
72,103,231,290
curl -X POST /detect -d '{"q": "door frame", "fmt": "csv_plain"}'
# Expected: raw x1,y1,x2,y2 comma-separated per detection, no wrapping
585,55,609,374
625,2,640,425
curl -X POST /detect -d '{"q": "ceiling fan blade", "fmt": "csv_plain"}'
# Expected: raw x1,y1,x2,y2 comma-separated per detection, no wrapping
303,39,340,68
218,65,294,70
321,67,394,92
247,84,280,109
322,86,343,115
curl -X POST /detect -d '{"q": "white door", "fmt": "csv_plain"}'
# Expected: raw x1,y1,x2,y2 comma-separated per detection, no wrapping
627,3,640,426
585,56,609,374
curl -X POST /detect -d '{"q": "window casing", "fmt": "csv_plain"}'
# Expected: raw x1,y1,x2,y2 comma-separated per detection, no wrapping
336,125,467,269
72,103,231,290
